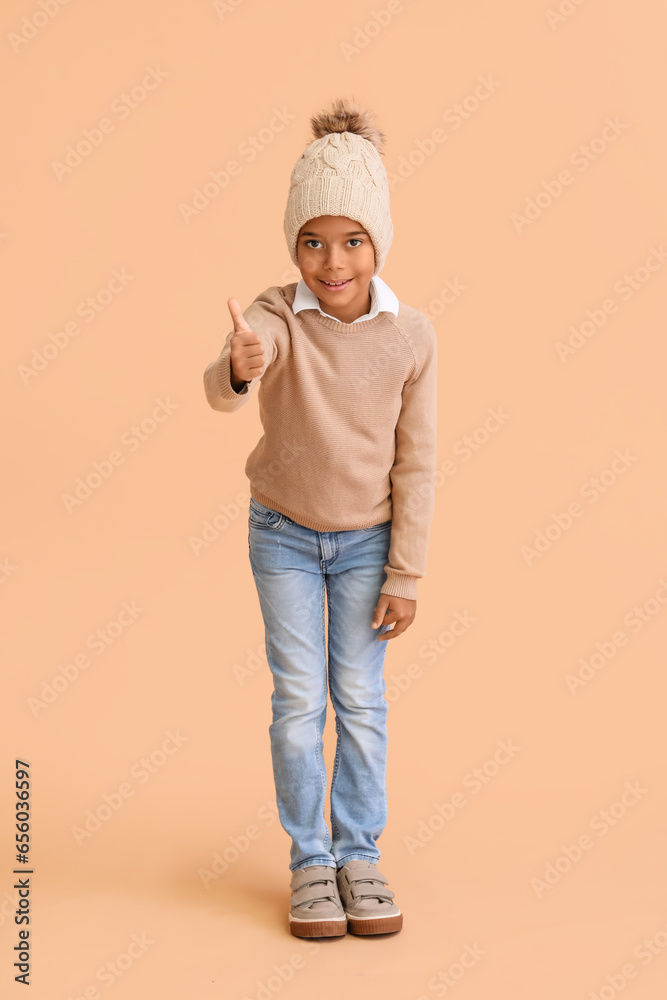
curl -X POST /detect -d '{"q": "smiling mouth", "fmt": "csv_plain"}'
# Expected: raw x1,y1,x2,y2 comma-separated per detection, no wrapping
319,278,352,288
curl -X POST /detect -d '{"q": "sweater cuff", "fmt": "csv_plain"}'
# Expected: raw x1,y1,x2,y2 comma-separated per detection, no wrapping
380,570,418,601
217,352,249,399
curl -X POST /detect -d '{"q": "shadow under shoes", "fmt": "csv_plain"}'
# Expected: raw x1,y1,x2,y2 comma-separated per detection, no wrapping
288,865,347,938
336,860,403,935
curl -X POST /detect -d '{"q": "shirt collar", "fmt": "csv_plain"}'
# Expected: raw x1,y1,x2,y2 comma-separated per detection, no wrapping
292,275,399,323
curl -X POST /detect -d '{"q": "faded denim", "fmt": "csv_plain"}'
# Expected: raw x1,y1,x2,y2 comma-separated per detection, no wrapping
247,496,393,873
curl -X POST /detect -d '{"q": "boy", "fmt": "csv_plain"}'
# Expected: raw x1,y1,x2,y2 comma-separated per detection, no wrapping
203,98,438,937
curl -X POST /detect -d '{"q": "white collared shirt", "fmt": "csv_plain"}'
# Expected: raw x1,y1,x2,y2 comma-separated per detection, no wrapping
292,274,399,323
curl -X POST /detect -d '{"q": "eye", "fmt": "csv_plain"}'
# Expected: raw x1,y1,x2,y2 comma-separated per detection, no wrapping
302,238,364,249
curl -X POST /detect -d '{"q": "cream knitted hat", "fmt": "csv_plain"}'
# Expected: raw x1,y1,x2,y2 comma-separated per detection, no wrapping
283,97,393,276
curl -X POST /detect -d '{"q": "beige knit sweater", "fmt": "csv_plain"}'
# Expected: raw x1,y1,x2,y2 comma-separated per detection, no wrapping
203,282,437,600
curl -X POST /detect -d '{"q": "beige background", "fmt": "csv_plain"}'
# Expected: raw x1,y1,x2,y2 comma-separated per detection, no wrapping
2,0,667,997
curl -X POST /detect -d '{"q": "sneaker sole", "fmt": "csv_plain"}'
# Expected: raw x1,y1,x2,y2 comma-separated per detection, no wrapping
288,913,348,938
345,910,403,935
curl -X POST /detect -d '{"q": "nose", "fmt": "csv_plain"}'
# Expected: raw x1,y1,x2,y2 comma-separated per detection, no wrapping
323,247,346,271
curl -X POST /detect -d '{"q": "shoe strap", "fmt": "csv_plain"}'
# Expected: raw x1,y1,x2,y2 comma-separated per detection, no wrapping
347,867,389,886
349,884,395,903
290,867,336,895
344,869,395,902
291,881,338,906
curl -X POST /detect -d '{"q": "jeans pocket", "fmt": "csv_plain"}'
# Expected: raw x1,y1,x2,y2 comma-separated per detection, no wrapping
362,518,393,532
249,497,287,530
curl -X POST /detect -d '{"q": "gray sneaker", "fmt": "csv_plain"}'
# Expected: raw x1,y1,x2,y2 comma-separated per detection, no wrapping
336,860,403,935
288,865,347,938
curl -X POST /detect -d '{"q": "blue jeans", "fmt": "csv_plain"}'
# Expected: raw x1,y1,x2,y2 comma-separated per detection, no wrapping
247,496,393,873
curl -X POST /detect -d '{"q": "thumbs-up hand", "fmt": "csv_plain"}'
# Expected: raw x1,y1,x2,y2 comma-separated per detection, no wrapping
228,297,266,388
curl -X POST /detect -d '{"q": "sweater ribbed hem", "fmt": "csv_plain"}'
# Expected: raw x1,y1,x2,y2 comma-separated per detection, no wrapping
250,487,392,532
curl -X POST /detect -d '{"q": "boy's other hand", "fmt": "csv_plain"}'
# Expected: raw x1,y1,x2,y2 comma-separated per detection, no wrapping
227,297,266,384
372,594,416,641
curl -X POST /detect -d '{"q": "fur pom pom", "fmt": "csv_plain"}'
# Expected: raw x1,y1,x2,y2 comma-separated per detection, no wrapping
309,97,386,153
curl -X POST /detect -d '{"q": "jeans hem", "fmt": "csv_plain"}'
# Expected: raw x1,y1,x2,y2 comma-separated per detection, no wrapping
290,858,337,872
335,852,381,869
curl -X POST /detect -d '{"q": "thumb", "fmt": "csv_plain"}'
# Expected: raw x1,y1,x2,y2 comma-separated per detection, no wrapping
372,596,390,628
228,297,251,333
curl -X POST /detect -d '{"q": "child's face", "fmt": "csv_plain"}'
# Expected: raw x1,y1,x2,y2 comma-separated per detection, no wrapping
296,215,376,322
